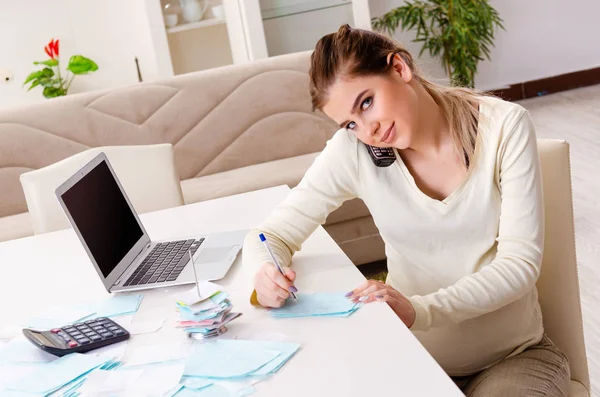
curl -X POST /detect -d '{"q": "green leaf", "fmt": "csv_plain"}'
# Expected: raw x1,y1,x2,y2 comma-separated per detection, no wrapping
39,77,61,87
66,55,98,75
23,67,54,87
23,70,43,86
41,67,54,78
43,86,65,98
26,80,40,91
33,59,58,67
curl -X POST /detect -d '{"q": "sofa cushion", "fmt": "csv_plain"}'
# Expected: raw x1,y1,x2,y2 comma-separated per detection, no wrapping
0,212,33,242
324,216,386,265
181,153,319,204
326,197,371,224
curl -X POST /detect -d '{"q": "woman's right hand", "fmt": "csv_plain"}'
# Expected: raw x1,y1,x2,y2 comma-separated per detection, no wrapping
254,261,297,308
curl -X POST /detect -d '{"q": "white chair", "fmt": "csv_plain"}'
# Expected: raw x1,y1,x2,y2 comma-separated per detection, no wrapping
537,139,590,397
20,144,184,235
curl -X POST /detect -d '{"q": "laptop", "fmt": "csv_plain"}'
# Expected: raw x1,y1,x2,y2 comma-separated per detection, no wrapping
55,152,248,293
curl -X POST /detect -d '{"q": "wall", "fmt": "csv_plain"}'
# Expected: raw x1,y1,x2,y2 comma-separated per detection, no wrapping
261,0,600,90
472,0,600,89
0,0,158,110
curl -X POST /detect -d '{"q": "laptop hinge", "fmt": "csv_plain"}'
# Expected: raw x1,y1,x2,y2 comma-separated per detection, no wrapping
114,243,151,286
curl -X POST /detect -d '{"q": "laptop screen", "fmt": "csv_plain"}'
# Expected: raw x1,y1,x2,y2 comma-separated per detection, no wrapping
60,160,144,278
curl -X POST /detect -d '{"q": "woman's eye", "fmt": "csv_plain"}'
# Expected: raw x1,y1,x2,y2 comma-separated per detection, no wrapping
346,121,356,130
361,96,373,111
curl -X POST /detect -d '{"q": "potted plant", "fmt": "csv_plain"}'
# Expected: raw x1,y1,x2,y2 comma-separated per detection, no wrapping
23,38,99,98
372,0,504,87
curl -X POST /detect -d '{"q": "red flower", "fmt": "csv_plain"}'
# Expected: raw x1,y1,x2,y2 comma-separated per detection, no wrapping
44,38,59,59
52,39,60,57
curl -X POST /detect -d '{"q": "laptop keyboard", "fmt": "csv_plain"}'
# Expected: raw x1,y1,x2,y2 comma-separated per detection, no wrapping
124,238,205,287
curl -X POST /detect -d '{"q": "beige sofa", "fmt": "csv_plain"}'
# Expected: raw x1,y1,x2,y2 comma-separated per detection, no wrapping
0,50,383,266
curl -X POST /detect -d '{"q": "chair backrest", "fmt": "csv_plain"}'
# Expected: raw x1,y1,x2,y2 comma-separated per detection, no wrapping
20,144,184,235
536,139,590,393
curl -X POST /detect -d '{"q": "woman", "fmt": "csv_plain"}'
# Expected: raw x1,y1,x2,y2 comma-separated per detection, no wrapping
242,24,570,396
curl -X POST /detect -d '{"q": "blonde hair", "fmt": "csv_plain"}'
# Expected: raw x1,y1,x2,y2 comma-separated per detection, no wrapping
309,24,483,168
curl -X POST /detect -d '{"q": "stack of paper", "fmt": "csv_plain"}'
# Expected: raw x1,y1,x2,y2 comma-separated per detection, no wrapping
184,339,300,380
26,306,96,330
79,294,144,319
175,282,242,338
3,353,109,395
271,292,362,318
24,294,144,331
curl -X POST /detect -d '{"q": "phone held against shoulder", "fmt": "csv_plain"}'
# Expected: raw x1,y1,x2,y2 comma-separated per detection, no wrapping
366,145,396,167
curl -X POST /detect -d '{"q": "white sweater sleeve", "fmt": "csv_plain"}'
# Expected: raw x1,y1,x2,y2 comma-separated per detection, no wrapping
409,110,545,331
242,130,360,273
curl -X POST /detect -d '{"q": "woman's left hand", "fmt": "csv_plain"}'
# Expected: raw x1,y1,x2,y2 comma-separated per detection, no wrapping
347,279,416,328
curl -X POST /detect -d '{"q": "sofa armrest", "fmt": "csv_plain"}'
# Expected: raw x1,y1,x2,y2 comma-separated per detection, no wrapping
0,212,34,242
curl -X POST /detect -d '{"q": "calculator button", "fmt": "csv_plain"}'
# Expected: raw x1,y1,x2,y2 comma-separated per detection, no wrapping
51,328,61,333
68,341,79,348
63,327,76,333
70,332,82,337
113,329,125,335
90,335,101,342
100,332,113,338
79,338,91,344
108,326,119,331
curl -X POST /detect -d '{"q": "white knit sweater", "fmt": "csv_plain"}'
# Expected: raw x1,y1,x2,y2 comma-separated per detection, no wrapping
242,96,545,375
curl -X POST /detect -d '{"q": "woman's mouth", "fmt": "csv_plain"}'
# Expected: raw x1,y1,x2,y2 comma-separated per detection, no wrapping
381,123,396,144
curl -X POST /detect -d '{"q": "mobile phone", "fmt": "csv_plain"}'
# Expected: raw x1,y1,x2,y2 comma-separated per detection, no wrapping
366,145,396,167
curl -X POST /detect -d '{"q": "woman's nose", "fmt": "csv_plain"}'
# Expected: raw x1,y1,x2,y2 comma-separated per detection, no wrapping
367,121,380,137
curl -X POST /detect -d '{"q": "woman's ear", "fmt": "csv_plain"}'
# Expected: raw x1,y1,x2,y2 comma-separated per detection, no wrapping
388,52,413,83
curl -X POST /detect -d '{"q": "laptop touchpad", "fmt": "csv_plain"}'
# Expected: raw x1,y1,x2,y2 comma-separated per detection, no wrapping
195,246,233,263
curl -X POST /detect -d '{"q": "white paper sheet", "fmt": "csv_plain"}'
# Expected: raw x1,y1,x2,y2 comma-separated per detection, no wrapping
124,344,189,367
127,319,165,335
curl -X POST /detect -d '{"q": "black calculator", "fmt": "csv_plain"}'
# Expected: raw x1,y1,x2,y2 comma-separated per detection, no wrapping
22,317,130,357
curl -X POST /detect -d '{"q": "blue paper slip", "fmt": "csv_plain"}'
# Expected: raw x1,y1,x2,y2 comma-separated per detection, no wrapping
184,341,281,378
0,338,57,364
174,384,231,397
179,304,232,322
79,294,143,319
0,363,46,396
177,293,230,315
6,353,108,394
182,378,214,390
270,292,361,318
215,340,300,376
210,292,229,305
26,306,95,329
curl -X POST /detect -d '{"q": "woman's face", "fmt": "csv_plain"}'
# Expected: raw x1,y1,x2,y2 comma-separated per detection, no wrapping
322,56,419,149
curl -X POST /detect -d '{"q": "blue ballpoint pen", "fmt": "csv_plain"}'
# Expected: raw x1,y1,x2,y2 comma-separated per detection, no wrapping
259,233,299,303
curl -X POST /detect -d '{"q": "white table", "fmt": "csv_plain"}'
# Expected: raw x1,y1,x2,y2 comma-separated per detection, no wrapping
0,185,462,396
